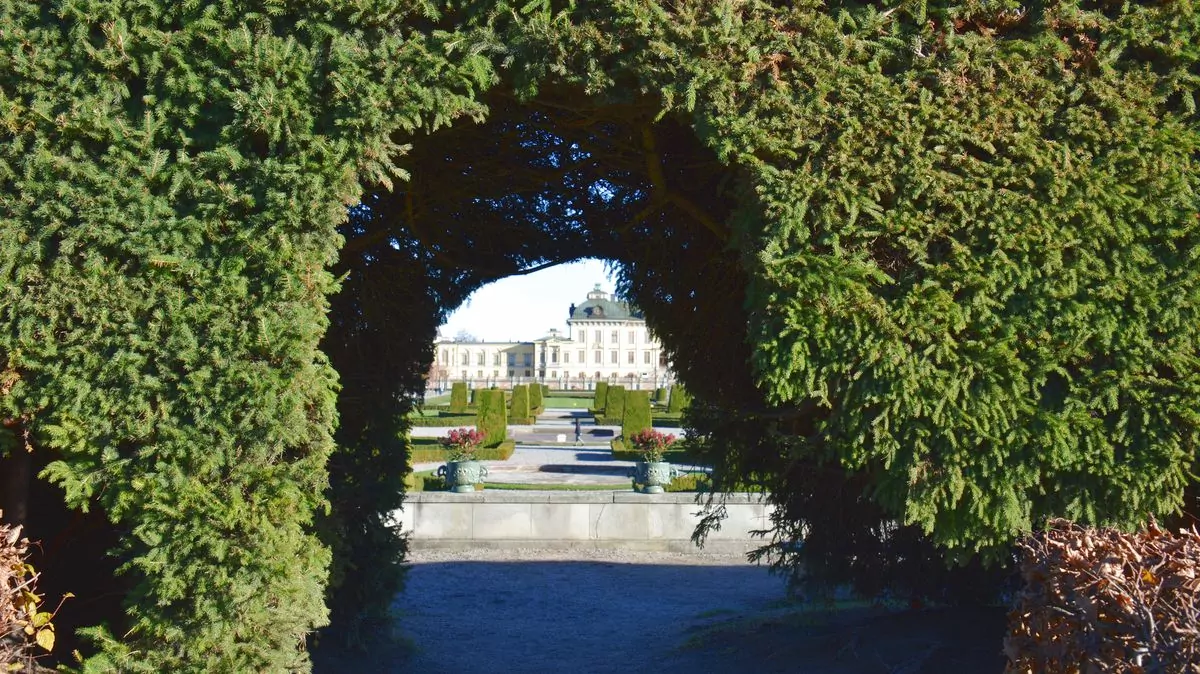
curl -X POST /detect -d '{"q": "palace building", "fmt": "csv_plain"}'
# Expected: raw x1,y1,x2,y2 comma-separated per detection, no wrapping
429,284,673,390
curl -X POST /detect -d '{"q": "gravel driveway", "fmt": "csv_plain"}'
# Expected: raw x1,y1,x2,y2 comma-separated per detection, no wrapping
316,548,786,673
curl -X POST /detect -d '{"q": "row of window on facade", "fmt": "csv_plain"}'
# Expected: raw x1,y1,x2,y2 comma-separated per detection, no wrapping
441,350,658,366
578,329,649,345
455,370,655,380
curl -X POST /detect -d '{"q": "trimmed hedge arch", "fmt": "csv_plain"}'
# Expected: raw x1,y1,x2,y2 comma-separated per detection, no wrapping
1,1,1197,670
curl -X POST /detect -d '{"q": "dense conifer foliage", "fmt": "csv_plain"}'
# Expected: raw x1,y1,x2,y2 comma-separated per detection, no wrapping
2,0,1196,669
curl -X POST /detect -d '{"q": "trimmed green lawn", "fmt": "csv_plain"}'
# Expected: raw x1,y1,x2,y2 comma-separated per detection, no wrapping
541,396,594,409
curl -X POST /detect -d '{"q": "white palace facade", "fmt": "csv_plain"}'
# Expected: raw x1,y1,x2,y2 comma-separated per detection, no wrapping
430,285,674,391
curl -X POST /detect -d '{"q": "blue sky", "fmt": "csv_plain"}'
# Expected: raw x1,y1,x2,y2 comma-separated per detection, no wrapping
438,258,619,342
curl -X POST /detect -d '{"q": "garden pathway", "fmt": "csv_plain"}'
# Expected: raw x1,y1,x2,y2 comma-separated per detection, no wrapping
410,408,693,486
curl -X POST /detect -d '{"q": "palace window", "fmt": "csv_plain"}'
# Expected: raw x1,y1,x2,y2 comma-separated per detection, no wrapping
594,330,602,343
629,331,636,344
563,351,570,363
610,350,618,364
611,330,619,344
477,353,485,366
441,349,448,363
461,352,469,366
477,370,483,378
594,350,602,364
508,353,516,366
627,351,635,364
493,353,501,366
644,351,652,364
523,353,532,367
580,331,586,343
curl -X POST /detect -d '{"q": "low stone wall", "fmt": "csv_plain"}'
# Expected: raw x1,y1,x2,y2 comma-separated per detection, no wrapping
396,491,774,554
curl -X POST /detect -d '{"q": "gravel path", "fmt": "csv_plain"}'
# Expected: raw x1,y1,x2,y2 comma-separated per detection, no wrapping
317,548,786,673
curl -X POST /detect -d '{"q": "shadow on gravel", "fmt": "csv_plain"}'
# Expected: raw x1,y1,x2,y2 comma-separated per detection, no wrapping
312,558,1006,674
314,560,782,674
571,451,618,461
538,464,631,476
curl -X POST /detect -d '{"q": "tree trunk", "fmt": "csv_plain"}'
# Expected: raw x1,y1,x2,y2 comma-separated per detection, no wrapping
0,447,30,526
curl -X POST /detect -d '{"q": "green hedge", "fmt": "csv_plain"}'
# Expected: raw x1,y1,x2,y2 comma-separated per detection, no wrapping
604,385,626,424
408,414,477,427
664,473,708,493
667,384,690,413
510,384,531,421
450,382,468,413
529,383,543,415
621,390,652,439
653,387,668,403
476,390,508,448
610,438,702,464
593,381,608,411
408,439,516,463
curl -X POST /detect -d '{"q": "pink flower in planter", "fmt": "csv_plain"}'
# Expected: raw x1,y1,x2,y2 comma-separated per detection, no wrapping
627,428,677,463
440,427,485,462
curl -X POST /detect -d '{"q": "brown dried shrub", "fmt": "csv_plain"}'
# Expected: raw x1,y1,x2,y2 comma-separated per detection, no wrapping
1005,519,1200,673
1,518,54,673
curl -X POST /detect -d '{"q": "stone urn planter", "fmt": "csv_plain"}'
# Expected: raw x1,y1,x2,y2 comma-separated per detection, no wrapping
631,461,680,494
437,428,488,492
627,429,682,494
437,459,489,493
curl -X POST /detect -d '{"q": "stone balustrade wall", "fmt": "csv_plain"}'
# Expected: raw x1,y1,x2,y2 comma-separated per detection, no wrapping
396,491,774,554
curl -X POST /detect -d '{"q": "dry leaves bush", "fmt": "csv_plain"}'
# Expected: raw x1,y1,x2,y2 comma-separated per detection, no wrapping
1005,519,1200,673
1,519,53,673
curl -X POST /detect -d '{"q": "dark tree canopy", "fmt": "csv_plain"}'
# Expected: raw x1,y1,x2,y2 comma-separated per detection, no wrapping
1,0,1197,670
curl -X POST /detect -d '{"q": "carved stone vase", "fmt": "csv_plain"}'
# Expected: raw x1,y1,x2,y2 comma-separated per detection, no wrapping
632,460,674,494
437,460,488,493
